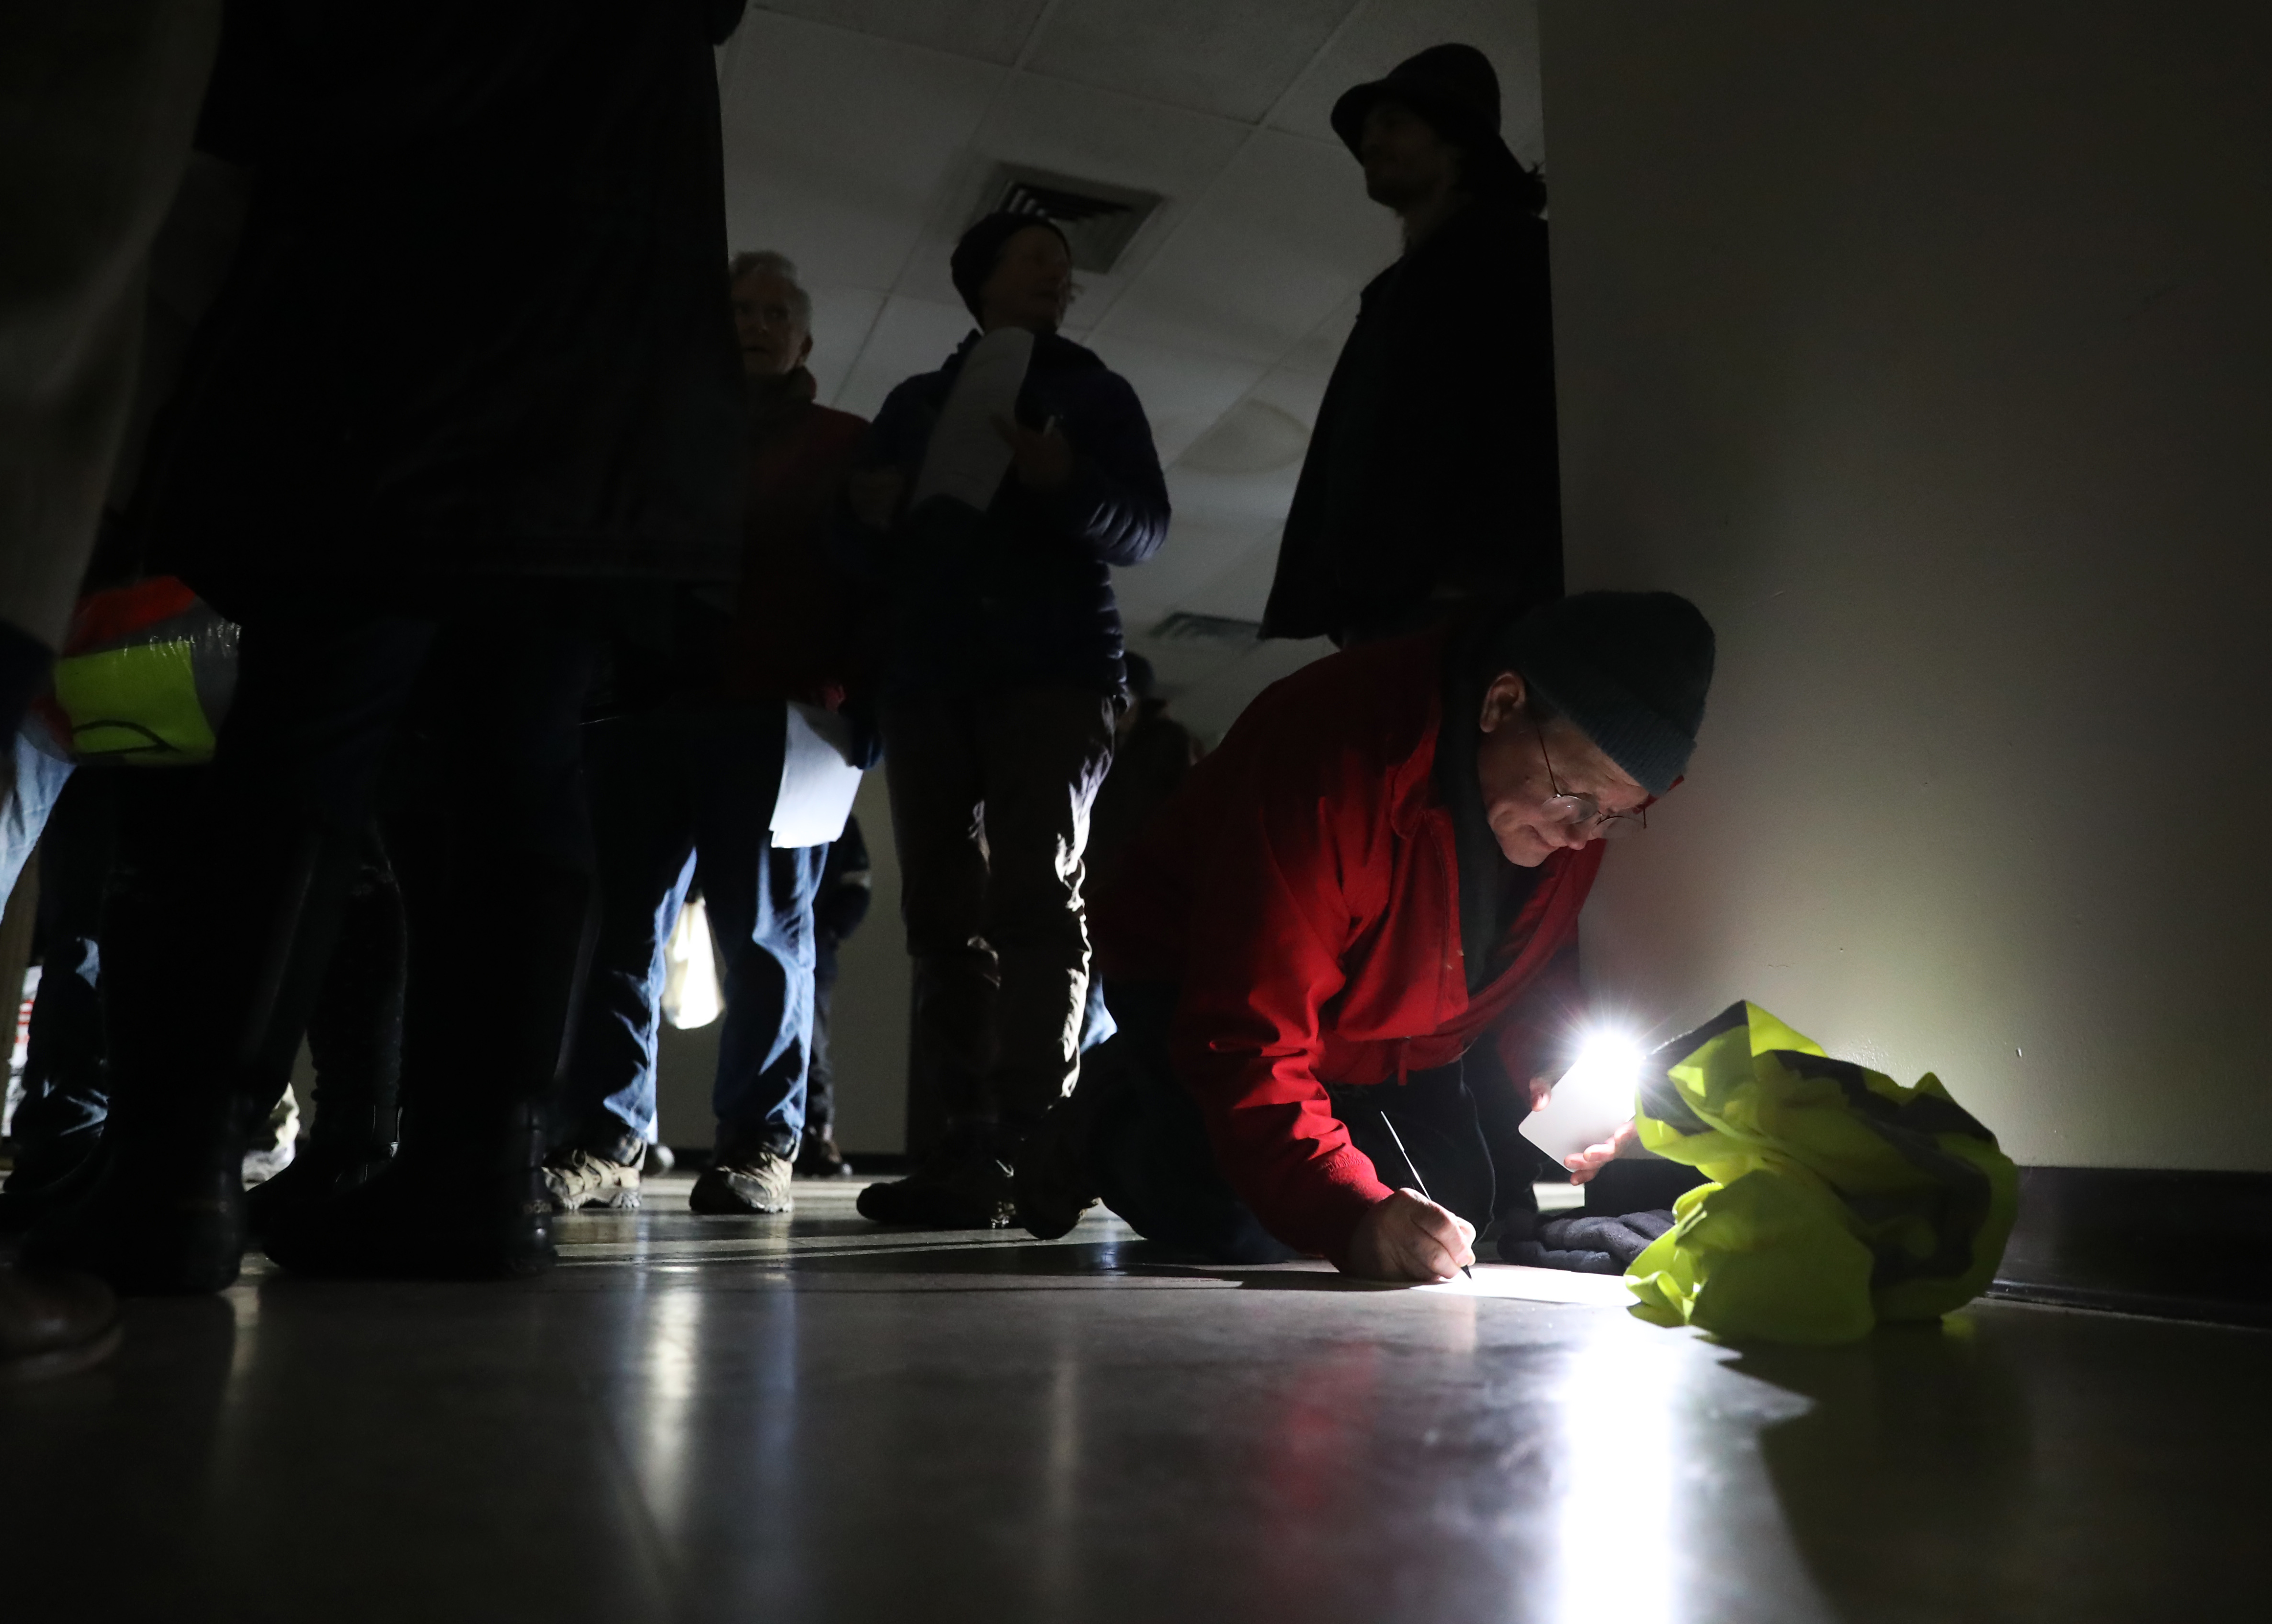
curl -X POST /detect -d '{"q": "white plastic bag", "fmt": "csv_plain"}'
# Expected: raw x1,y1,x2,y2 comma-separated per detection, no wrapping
660,892,723,1030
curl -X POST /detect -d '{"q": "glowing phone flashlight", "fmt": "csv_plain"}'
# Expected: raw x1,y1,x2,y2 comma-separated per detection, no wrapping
1520,1029,1645,1165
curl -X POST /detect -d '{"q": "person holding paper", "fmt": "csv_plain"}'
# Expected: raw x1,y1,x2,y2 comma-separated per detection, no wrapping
544,249,868,1218
845,212,1170,1229
1016,593,1715,1282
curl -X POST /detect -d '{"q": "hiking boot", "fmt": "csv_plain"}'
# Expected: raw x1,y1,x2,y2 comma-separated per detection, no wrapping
689,1147,794,1214
794,1133,853,1179
856,1134,1016,1229
543,1145,643,1212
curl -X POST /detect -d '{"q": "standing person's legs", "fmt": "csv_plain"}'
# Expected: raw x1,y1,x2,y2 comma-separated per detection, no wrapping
243,827,409,1232
261,592,607,1279
860,690,1012,1224
974,685,1116,1131
3,770,120,1198
876,690,992,1101
25,586,439,1290
688,705,818,1213
545,713,697,1211
797,935,847,1174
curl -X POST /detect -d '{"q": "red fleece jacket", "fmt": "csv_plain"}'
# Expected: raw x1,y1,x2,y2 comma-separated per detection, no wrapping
1091,630,1601,1265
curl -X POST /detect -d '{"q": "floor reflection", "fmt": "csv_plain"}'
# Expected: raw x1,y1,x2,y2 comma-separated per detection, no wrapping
2,1184,2260,1623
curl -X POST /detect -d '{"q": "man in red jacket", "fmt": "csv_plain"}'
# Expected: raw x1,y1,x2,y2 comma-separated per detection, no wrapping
1016,591,1715,1281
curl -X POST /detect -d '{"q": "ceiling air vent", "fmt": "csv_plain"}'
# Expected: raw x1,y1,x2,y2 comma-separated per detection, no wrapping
976,164,1162,275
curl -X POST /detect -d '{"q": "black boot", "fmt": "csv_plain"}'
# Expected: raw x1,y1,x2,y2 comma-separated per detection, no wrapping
1013,1043,1136,1241
261,859,593,1280
244,843,406,1240
855,1118,1020,1229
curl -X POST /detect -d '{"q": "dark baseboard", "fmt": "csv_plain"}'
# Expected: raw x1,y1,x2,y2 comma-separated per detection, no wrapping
662,1149,910,1175
1989,1166,2272,1329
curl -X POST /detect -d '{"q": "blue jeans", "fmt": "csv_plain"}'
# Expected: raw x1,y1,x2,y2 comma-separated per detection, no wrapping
558,705,826,1160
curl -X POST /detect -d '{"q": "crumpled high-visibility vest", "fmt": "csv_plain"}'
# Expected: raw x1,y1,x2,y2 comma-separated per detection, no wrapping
1624,1002,2020,1345
34,577,239,766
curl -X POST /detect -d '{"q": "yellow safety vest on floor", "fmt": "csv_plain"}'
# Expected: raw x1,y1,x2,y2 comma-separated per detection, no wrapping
1625,1002,2019,1345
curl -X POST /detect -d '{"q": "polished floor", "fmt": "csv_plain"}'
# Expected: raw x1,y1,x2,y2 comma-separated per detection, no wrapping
1,1175,2258,1623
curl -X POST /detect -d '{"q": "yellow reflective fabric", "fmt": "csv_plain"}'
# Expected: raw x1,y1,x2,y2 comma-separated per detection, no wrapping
52,639,218,764
1624,1002,2020,1346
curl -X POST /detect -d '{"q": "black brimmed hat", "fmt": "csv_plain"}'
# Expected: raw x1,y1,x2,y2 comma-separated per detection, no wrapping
1330,43,1528,200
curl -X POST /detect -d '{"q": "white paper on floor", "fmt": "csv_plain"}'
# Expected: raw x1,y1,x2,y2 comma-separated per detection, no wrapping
1414,1265,1636,1305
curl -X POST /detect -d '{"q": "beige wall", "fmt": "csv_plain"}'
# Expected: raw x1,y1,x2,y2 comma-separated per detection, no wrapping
1541,2,2272,1168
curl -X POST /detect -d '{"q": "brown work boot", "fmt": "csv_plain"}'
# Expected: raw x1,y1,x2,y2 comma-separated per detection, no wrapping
0,1265,122,1384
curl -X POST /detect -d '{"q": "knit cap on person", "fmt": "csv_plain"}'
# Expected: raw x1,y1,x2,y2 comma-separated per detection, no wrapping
1494,592,1716,796
949,212,1073,320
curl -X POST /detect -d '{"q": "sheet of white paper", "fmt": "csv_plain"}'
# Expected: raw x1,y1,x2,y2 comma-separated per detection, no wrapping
770,701,864,848
909,325,1034,512
1521,1046,1641,1163
1413,1264,1637,1305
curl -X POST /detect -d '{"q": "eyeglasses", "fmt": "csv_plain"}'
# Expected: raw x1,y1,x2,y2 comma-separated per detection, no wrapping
1534,719,1648,840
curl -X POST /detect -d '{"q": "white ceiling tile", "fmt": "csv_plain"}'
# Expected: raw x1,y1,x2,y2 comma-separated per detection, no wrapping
1245,364,1330,429
1268,0,1545,164
747,0,1050,66
1100,130,1397,364
803,286,886,411
887,72,1251,318
1082,336,1264,467
1113,513,1276,630
1164,634,1334,742
829,294,975,417
1027,0,1361,124
719,12,1005,290
1278,287,1364,376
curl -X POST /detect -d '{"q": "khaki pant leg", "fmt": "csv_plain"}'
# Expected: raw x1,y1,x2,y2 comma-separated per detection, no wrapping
974,684,1116,1126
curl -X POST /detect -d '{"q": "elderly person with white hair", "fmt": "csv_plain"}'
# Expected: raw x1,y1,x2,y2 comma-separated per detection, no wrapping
544,248,870,1218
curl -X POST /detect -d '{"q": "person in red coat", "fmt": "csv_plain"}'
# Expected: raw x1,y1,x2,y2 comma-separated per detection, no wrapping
1016,591,1715,1281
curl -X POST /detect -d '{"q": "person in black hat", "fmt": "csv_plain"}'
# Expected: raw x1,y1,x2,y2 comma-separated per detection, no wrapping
1261,43,1563,648
842,210,1170,1229
1013,591,1715,1282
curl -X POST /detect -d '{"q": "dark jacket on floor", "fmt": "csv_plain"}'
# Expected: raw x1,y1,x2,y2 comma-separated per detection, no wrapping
1261,196,1561,644
846,330,1169,696
145,0,749,585
1091,626,1600,1267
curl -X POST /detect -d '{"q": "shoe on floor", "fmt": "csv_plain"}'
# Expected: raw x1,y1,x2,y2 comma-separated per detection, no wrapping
542,1146,643,1212
856,1143,1016,1229
794,1134,853,1179
0,1264,122,1384
689,1148,794,1215
1012,1099,1103,1241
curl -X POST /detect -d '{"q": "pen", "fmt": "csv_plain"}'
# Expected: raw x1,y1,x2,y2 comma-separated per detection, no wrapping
1379,1115,1474,1280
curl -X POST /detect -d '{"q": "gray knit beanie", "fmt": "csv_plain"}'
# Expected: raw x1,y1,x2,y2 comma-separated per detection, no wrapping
1494,592,1716,795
